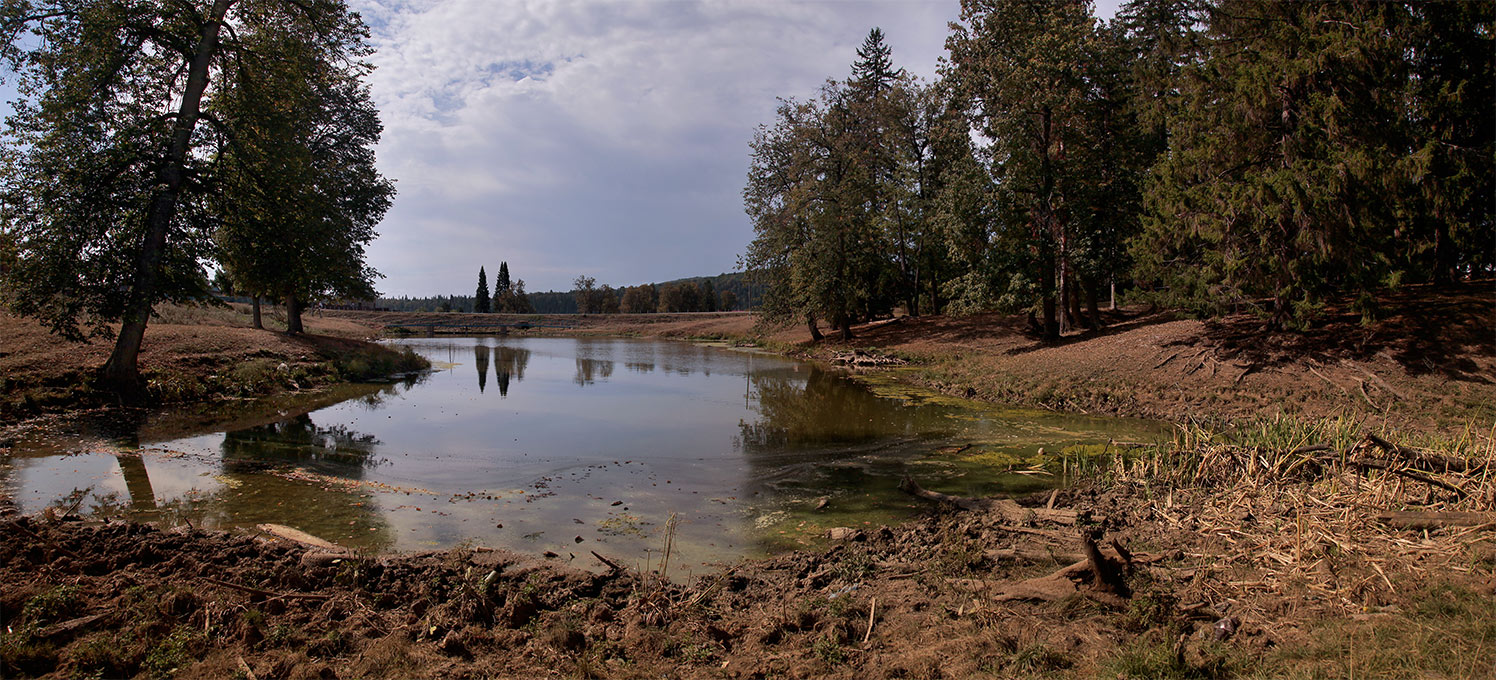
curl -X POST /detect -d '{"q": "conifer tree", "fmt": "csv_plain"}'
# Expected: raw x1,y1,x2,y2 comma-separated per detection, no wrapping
497,262,511,295
1131,0,1416,326
475,267,490,313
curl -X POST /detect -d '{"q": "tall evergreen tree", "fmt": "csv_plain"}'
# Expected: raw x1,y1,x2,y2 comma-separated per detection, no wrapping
474,267,490,313
702,279,718,312
947,0,1105,341
496,262,511,295
853,27,900,94
1131,0,1415,326
1404,2,1494,283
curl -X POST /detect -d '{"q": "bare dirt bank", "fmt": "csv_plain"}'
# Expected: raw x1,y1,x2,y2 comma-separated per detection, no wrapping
0,305,424,421
3,435,1492,679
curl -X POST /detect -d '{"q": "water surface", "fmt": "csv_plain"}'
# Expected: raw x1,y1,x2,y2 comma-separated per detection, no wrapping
2,337,1164,576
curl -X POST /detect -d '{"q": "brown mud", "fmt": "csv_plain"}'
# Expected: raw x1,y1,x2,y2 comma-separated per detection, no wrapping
3,434,1493,679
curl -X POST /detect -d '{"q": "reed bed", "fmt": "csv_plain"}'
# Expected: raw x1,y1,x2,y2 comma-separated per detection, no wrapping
1085,415,1495,618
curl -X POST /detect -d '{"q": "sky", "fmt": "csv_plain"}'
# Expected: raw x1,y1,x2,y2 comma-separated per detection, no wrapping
350,0,1122,296
0,0,1121,297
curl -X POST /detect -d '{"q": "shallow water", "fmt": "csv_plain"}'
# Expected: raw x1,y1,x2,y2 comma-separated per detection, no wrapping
1,337,1165,576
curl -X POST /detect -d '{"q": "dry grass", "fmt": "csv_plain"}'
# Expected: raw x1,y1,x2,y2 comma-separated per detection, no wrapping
1072,417,1496,677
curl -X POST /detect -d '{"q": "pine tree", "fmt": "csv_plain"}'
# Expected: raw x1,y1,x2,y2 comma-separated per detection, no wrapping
497,262,512,295
853,27,898,94
947,0,1103,341
474,267,491,313
1131,0,1415,326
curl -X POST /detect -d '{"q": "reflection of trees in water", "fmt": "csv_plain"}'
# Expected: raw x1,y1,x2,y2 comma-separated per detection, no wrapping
471,342,532,397
116,454,158,511
492,345,530,397
220,413,384,473
475,344,490,393
572,338,615,386
574,357,615,386
735,368,917,454
626,361,655,374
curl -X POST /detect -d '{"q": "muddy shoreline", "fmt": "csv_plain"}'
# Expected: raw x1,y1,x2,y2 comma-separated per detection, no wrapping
4,451,1492,679
3,295,1493,677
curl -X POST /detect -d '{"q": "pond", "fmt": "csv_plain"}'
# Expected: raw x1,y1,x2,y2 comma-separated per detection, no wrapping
1,337,1166,578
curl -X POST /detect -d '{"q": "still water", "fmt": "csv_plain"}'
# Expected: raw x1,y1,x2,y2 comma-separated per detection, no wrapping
2,337,1164,576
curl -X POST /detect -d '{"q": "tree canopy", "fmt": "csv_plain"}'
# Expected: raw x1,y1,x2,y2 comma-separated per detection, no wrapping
0,0,390,384
742,2,1493,340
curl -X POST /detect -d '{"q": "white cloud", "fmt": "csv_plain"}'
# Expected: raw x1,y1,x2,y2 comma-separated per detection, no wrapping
349,0,961,295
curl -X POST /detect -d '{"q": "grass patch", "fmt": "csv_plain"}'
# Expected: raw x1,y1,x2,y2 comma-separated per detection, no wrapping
1258,583,1496,679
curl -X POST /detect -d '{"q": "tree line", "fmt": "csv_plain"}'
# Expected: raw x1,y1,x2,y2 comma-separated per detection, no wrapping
743,1,1492,342
399,272,763,315
0,0,390,390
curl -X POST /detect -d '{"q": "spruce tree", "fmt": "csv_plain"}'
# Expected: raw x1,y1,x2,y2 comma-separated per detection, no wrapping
1131,0,1414,326
853,27,899,95
497,262,511,295
475,267,490,313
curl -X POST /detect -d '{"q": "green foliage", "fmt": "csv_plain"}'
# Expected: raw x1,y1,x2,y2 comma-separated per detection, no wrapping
142,625,207,680
1130,0,1493,327
0,0,224,343
0,0,391,383
739,0,1491,338
22,585,82,626
210,0,392,327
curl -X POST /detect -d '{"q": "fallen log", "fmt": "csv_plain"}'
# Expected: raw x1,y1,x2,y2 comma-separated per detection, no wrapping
256,524,347,553
1374,511,1496,530
38,613,107,638
1339,457,1468,499
1364,433,1483,474
898,476,1086,524
985,547,1082,564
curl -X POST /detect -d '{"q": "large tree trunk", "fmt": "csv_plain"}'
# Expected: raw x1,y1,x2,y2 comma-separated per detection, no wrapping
1057,259,1074,335
1084,278,1102,330
834,310,853,341
1432,220,1455,286
807,313,824,343
285,295,304,335
251,296,263,329
1040,254,1059,344
100,0,235,392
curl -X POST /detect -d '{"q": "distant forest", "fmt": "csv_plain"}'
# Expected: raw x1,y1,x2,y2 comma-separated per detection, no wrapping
376,272,763,314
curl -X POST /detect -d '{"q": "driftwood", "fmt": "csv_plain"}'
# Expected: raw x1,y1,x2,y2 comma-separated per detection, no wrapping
830,350,907,367
1080,527,1130,598
968,528,1153,606
1342,456,1468,499
985,547,1082,564
38,613,107,638
898,476,1088,524
591,550,622,573
256,524,346,552
1374,511,1496,530
1364,433,1482,474
986,547,1131,606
